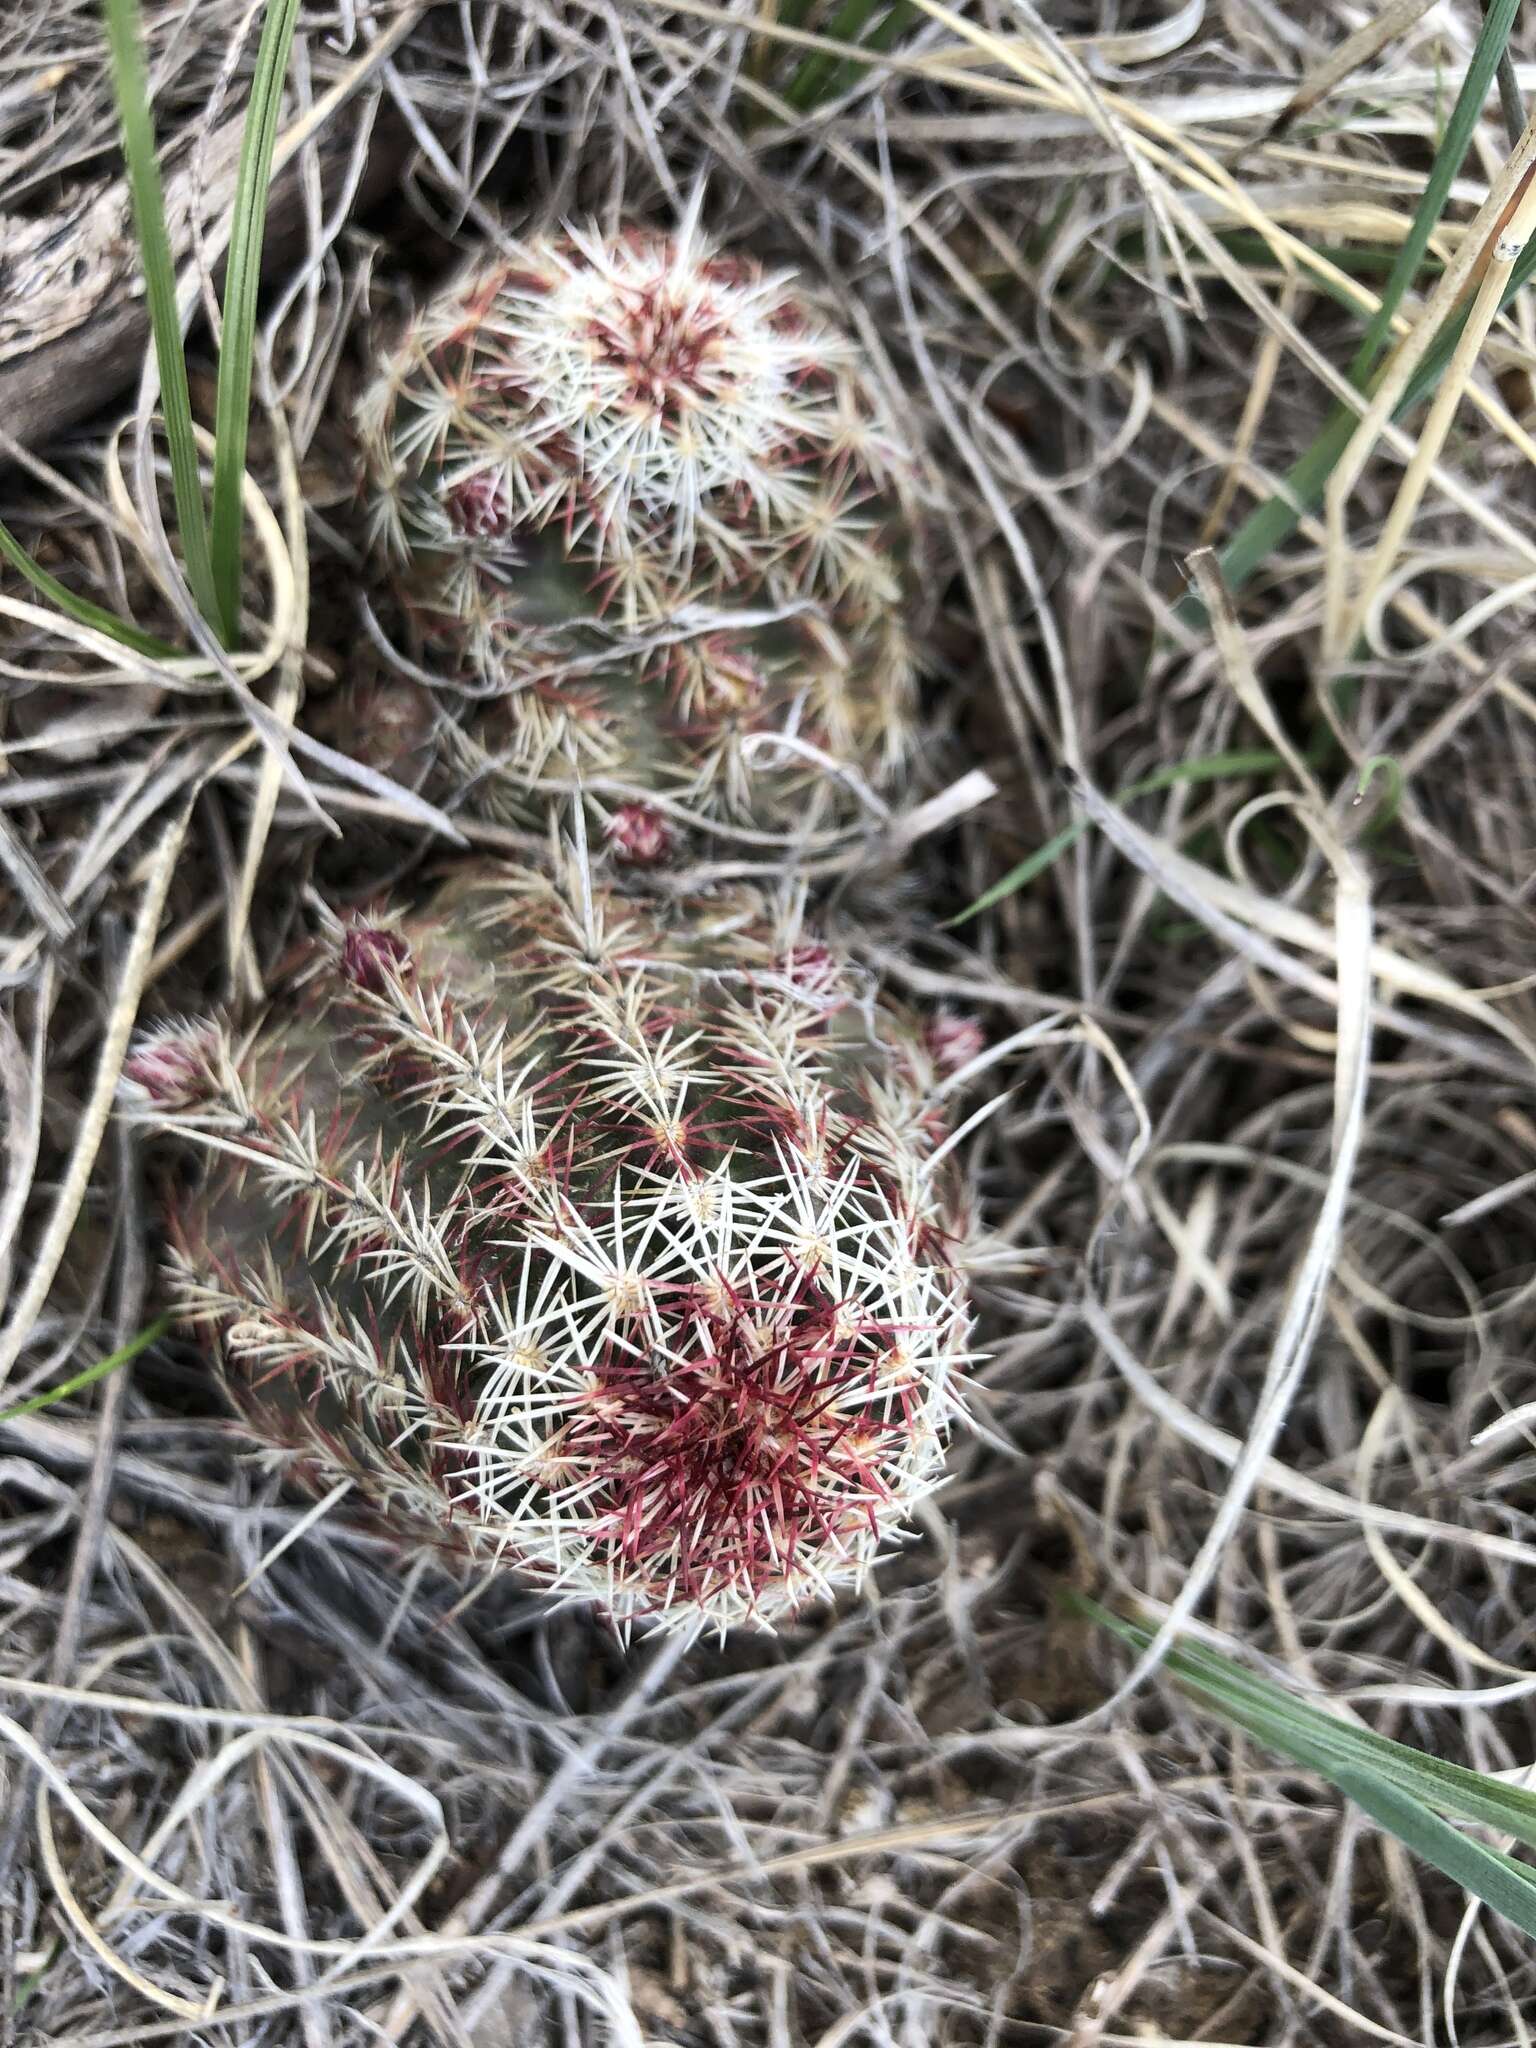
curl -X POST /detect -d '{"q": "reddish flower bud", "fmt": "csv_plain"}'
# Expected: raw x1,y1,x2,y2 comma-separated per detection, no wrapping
341,925,412,995
445,467,511,538
607,802,673,866
120,1023,221,1109
785,942,845,1013
926,1012,985,1076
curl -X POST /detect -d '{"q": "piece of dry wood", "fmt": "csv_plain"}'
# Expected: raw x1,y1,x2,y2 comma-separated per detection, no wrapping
0,102,408,456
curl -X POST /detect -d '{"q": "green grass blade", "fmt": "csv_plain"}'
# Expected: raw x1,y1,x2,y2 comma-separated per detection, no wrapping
0,1315,170,1427
951,749,1283,925
1329,1766,1536,1941
1206,1675,1536,1934
824,0,915,100
1188,223,1536,611
210,0,303,646
783,0,888,107
953,819,1088,924
101,0,219,637
1180,1669,1536,1850
1073,1595,1536,1853
1196,405,1354,606
1188,0,1524,616
1348,0,1520,385
0,516,178,660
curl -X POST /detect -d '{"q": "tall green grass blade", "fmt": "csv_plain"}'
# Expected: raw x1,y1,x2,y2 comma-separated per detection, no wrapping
1206,407,1356,603
101,0,220,637
0,516,178,660
1074,1595,1536,1856
784,0,891,108
1330,1766,1536,1941
1194,226,1536,610
0,1315,170,1427
821,0,916,104
1349,0,1520,385
210,0,303,646
951,748,1284,924
1189,0,1524,617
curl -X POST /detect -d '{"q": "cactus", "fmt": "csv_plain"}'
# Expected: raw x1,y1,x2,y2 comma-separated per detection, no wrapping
124,861,974,1635
355,222,923,844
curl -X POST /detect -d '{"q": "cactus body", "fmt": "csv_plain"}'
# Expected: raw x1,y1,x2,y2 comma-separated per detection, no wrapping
127,866,972,1634
356,226,922,840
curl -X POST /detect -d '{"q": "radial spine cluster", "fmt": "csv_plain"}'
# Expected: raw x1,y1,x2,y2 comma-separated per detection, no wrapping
357,220,922,839
124,860,973,1635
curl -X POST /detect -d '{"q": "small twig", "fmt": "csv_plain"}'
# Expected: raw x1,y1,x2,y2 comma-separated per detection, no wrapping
0,1105,146,1892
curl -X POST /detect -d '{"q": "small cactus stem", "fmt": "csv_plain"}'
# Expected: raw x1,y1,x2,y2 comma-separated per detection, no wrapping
606,801,672,865
119,1018,228,1109
133,855,976,1637
358,226,925,834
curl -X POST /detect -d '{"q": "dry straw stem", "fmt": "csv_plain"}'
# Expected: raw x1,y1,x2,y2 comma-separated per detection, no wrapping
1091,812,1375,1710
224,407,307,1000
0,802,188,1396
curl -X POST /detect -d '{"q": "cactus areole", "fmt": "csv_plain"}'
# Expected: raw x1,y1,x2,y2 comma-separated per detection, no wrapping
357,225,922,837
126,866,973,1635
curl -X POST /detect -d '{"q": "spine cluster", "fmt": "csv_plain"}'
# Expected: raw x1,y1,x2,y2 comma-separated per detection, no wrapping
125,862,974,1635
356,222,922,844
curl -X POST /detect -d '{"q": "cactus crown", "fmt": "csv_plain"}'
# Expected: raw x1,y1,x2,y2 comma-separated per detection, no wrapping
356,221,922,837
127,861,973,1635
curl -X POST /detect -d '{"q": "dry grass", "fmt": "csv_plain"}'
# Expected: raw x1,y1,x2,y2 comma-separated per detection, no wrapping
4,0,1536,2040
